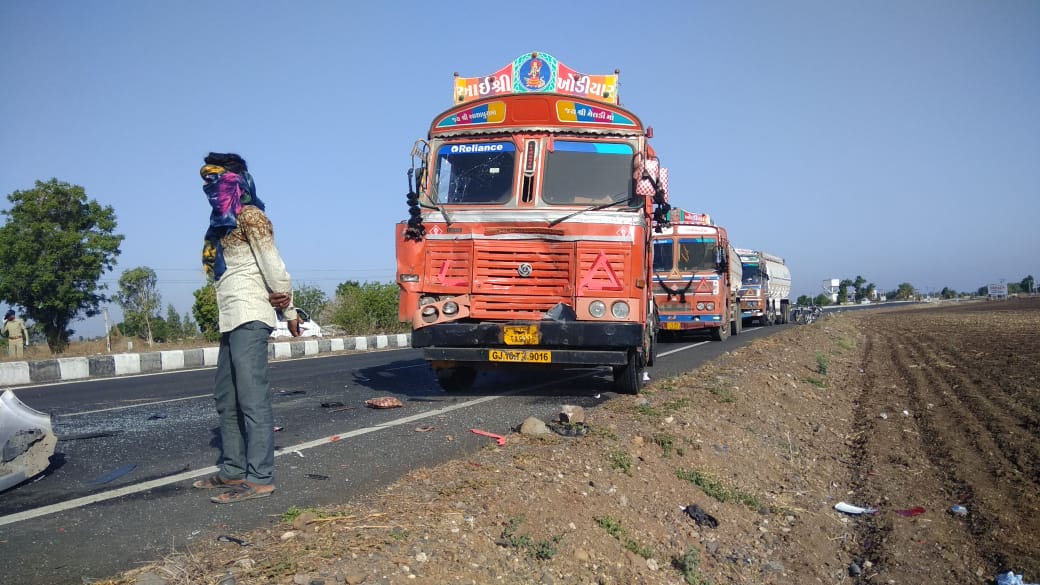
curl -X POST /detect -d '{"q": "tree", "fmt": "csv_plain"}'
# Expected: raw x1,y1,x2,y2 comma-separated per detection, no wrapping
796,295,813,306
813,293,832,306
940,287,958,299
116,267,161,346
895,282,916,300
293,284,329,321
330,281,405,334
165,304,184,341
192,283,220,341
181,312,199,338
1021,275,1035,294
0,179,123,352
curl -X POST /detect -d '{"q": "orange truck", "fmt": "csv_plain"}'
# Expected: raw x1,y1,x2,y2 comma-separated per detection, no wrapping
653,210,743,341
395,52,672,394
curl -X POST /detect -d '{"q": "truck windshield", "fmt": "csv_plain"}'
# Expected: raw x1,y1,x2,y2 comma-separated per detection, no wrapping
742,263,762,284
434,142,516,204
677,238,717,272
542,141,633,205
653,240,674,273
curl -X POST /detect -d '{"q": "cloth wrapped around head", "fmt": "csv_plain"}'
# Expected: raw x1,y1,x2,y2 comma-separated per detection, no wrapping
201,153,265,281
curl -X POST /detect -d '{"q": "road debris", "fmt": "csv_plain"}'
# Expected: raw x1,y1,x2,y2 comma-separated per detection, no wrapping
470,429,506,446
365,397,404,409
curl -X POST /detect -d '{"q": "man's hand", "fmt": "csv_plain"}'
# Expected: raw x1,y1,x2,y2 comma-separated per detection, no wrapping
269,292,292,310
287,318,302,337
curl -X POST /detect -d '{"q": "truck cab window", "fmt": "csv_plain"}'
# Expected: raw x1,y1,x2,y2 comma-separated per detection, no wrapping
677,238,717,273
434,142,516,204
542,141,633,205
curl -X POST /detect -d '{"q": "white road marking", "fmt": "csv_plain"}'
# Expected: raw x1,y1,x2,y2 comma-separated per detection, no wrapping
64,394,211,417
657,340,711,357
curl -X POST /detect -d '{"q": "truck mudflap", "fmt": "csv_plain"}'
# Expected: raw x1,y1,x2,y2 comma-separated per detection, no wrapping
0,390,57,493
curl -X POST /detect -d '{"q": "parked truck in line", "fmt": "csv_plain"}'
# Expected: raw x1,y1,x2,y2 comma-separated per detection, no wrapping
653,210,743,341
736,248,792,325
395,52,673,394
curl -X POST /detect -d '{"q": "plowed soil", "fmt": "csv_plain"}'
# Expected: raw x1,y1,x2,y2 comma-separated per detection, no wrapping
102,298,1040,585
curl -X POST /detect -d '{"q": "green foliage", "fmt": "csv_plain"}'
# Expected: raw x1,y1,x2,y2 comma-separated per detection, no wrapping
116,266,161,344
676,468,762,509
607,450,633,475
0,179,124,352
895,282,916,300
813,293,832,306
653,434,675,458
594,516,653,559
497,517,562,560
815,352,830,375
673,548,712,585
192,284,220,341
804,376,826,388
165,305,184,341
796,294,813,306
292,283,329,320
329,280,407,335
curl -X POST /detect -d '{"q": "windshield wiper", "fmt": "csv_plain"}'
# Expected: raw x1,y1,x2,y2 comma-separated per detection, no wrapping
421,199,452,226
547,195,634,227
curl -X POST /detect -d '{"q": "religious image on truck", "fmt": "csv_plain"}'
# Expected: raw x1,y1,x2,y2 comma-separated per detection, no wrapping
395,52,672,394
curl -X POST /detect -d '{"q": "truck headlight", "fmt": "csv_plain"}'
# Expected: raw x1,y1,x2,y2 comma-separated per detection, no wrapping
442,301,459,315
589,301,607,318
705,302,715,311
611,301,630,319
696,302,705,310
421,305,439,323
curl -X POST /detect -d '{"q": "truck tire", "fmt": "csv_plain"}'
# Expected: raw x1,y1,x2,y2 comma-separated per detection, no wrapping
711,321,729,341
435,366,477,392
731,309,742,336
612,350,644,395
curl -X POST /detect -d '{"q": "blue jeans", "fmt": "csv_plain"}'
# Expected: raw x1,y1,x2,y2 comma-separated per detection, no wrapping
214,321,274,485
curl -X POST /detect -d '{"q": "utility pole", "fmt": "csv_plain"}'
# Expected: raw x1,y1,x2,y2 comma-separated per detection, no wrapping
103,307,111,353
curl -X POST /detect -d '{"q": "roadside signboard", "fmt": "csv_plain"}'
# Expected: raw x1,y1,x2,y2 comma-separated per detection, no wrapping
988,283,1008,298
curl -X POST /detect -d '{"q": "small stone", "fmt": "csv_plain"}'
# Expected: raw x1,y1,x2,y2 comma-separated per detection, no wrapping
646,558,659,571
762,560,784,573
235,558,255,570
849,562,862,576
574,548,590,562
345,574,367,585
520,416,549,436
559,405,586,424
281,531,298,541
294,511,318,530
415,552,428,563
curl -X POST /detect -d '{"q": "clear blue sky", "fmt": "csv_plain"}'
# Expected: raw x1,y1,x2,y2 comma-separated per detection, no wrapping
2,1,1038,338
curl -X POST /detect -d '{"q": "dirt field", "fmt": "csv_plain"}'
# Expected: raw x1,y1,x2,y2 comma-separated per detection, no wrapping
100,298,1040,585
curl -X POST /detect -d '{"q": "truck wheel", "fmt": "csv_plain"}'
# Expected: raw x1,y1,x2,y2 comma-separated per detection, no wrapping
711,321,729,341
612,351,643,395
435,366,477,392
731,310,742,336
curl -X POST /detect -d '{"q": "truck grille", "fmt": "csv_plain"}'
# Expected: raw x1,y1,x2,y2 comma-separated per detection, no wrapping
473,243,573,296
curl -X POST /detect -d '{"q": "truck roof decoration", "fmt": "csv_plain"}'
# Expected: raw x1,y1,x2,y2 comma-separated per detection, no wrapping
665,208,713,226
454,52,619,105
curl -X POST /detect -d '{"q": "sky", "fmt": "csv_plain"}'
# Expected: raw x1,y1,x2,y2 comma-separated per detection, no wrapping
2,1,1038,338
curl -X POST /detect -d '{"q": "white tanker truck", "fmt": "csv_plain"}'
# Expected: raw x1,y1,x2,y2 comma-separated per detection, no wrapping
735,249,791,325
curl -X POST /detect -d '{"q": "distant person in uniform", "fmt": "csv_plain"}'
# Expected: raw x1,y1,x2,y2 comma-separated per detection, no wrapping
191,152,299,504
2,309,29,358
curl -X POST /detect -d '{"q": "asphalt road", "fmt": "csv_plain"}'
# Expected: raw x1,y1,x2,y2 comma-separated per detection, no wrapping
0,324,779,585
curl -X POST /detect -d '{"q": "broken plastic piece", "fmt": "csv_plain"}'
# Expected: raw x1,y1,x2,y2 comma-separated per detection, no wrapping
91,463,137,485
470,429,506,446
217,535,250,546
365,397,404,409
895,506,926,517
0,390,57,493
681,504,719,528
147,413,167,420
273,426,284,432
834,501,877,515
950,505,968,516
642,371,651,382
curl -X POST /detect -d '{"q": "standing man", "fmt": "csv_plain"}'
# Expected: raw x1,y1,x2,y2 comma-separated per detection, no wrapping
191,152,300,504
2,309,29,358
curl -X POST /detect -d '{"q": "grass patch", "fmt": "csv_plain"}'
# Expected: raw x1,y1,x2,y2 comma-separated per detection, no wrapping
280,506,330,523
676,468,762,510
653,433,676,458
636,402,661,417
673,547,712,585
804,376,826,388
589,426,618,441
815,352,830,375
497,517,562,560
663,397,691,412
607,450,633,475
595,516,653,559
837,337,855,351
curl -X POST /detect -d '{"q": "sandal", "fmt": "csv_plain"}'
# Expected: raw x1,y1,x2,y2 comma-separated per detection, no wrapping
192,473,244,489
210,483,275,504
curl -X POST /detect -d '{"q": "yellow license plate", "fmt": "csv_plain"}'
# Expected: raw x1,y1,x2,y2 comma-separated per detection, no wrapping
664,322,682,330
503,325,540,345
489,349,552,363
